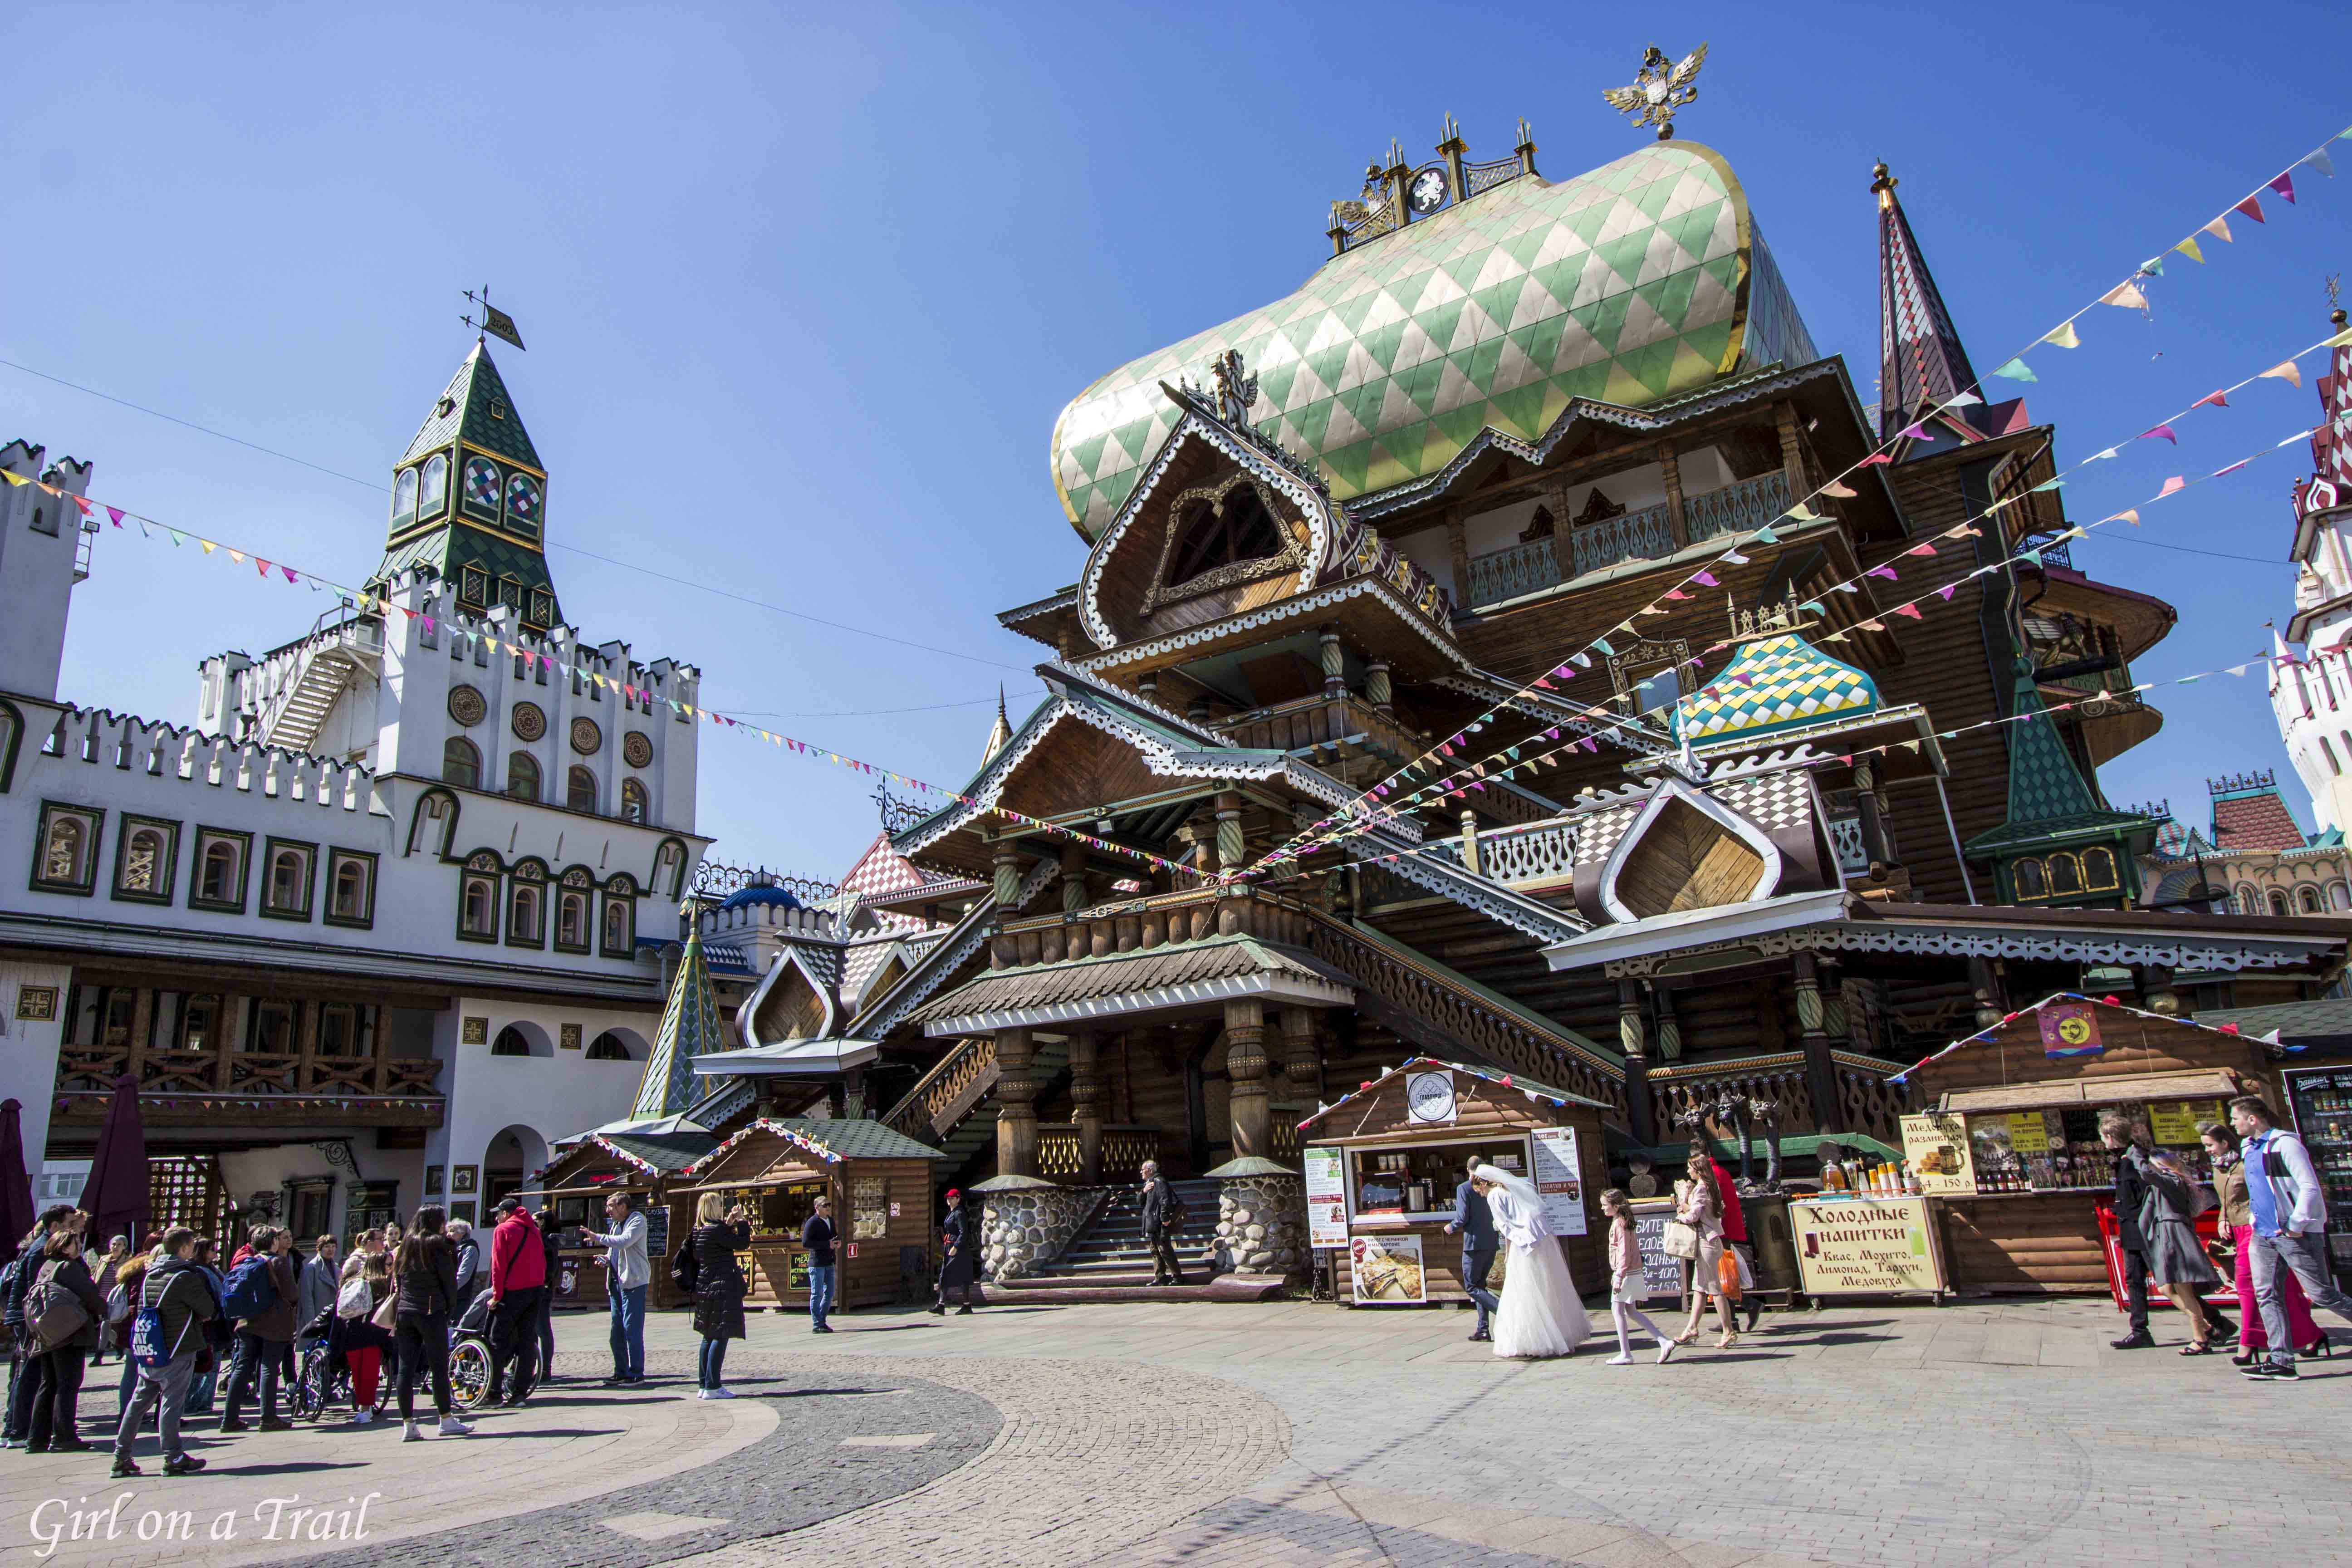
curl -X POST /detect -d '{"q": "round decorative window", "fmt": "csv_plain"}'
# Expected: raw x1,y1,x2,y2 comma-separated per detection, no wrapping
622,731,653,769
570,716,602,755
447,685,487,727
511,702,547,742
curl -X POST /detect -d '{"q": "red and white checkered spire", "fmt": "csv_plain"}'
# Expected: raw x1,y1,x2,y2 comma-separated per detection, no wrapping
1873,162,1979,441
2314,309,2352,490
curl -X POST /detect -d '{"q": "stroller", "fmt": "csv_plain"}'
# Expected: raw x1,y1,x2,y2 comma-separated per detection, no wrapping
293,1291,495,1419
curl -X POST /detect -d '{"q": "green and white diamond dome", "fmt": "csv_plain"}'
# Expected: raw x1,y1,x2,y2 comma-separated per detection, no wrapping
1051,141,1818,540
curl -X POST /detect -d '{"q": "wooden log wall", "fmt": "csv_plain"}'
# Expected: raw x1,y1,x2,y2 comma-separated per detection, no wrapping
1909,1002,2268,1098
1937,1195,2110,1293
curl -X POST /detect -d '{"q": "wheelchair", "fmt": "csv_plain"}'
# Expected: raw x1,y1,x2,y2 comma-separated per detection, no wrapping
290,1295,495,1418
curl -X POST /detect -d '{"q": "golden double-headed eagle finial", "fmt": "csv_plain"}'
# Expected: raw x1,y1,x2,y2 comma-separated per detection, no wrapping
1602,43,1708,140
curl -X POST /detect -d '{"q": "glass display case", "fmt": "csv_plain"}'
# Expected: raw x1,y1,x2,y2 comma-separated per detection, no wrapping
2283,1066,2352,1278
1349,1139,1528,1220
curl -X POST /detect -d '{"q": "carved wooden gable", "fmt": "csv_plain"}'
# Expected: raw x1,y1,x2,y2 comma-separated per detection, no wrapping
1596,779,1783,923
748,956,834,1043
993,715,1167,822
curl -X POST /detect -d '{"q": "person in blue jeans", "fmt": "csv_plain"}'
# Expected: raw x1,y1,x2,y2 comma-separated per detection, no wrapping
581,1193,649,1383
2233,1095,2352,1381
801,1195,838,1333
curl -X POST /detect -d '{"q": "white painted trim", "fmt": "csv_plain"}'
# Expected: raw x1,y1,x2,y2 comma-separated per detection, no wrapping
1596,777,1784,925
920,970,1354,1035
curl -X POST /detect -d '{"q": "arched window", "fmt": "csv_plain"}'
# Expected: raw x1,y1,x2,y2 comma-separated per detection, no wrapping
490,1025,532,1057
40,818,85,885
443,737,480,789
585,1031,632,1060
121,828,166,894
2237,883,2260,914
418,453,449,519
506,752,540,802
620,778,648,824
509,883,543,945
2269,888,2293,917
602,897,633,954
461,874,498,937
2080,847,2118,893
332,857,369,920
1166,484,1284,590
556,890,588,950
265,848,307,912
567,765,597,813
199,840,240,904
2013,858,2046,900
2299,884,2324,914
2046,854,2082,897
392,468,418,529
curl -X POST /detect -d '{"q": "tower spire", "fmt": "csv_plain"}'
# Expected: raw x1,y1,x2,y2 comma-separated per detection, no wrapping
980,686,1013,766
1873,162,1981,442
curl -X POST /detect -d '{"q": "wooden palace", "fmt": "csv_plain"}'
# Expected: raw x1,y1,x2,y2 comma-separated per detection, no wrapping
676,113,2352,1299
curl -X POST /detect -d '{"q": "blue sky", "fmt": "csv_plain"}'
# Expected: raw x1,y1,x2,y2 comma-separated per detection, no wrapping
5,4,2351,876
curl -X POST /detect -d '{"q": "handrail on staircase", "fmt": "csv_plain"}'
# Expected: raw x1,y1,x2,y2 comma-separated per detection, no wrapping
880,1034,995,1141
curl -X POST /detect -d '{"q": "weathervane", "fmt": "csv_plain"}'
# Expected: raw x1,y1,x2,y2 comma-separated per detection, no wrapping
1602,44,1708,140
462,286,527,351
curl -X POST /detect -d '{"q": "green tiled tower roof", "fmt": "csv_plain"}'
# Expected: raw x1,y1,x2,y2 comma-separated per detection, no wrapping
1966,662,2153,853
633,929,728,1121
369,339,562,625
402,340,541,470
1050,141,1817,539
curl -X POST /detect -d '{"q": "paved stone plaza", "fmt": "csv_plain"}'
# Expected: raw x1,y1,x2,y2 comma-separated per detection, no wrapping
4,1296,2347,1567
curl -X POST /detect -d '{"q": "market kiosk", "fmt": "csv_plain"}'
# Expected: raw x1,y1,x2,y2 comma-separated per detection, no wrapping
1297,1058,1611,1307
1900,994,2268,1300
677,1118,942,1312
529,1127,714,1311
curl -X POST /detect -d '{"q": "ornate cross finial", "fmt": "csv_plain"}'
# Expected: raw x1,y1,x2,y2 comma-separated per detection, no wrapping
1602,43,1708,140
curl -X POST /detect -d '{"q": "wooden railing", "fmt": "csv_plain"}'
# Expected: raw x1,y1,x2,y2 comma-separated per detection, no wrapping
1098,1127,1164,1185
52,1045,445,1099
1833,1053,1914,1145
1427,816,1580,889
994,885,1315,969
1034,1124,1166,1185
882,1034,998,1145
1212,691,1424,764
1303,909,1626,1121
1682,472,1790,545
1642,1050,1912,1147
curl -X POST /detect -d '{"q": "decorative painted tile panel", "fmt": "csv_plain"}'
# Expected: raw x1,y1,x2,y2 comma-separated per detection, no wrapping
1674,634,1880,744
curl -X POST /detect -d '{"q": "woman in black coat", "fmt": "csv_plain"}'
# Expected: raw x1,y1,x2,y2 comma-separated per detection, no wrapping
687,1192,752,1398
928,1188,979,1315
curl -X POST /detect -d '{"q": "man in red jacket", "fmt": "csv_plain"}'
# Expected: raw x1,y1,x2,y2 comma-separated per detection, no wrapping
485,1198,546,1407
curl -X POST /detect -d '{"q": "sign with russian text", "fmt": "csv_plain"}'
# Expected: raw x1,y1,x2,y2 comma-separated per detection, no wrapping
1901,1112,1976,1196
1349,1231,1427,1304
1791,1196,1943,1296
1531,1127,1588,1237
1630,1201,1683,1301
1303,1147,1348,1248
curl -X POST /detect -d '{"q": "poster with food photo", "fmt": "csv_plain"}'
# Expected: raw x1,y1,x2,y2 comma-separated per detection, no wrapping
1350,1232,1427,1304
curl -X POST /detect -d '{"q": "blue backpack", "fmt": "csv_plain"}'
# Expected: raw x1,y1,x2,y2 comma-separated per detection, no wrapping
131,1276,174,1369
221,1255,277,1319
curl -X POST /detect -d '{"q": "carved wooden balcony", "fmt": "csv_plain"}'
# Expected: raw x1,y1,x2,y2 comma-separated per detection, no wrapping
1459,472,1793,610
50,1042,447,1128
992,885,1316,970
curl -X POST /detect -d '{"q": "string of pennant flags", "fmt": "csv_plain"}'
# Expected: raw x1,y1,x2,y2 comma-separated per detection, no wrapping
1238,354,2344,877
1233,122,2352,882
0,467,1211,885
1881,992,2290,1088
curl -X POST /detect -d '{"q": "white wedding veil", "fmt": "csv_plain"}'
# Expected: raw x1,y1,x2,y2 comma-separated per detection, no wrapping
1470,1162,1543,1214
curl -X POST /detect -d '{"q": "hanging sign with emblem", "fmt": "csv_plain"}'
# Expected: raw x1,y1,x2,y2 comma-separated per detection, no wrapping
1405,1069,1457,1125
2038,1002,2103,1060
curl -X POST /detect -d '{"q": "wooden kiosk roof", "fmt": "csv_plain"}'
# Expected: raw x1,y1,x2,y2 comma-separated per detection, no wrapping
534,1129,717,1196
684,1117,943,1189
1893,993,2274,1102
1298,1056,1611,1144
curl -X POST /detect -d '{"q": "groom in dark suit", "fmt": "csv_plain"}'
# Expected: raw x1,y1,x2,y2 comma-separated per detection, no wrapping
1444,1158,1500,1342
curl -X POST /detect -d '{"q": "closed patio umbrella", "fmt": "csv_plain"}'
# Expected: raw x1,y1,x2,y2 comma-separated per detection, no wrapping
78,1074,148,1246
0,1099,32,1265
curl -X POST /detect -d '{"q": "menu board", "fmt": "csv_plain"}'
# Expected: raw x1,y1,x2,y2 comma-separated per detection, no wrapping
1790,1196,1943,1296
1901,1112,1976,1195
1630,1203,1684,1301
2149,1100,2227,1147
1350,1232,1427,1304
1531,1127,1588,1237
1303,1147,1349,1248
2005,1111,2054,1155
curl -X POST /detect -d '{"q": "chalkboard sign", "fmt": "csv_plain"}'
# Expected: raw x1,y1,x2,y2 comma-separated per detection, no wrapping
1630,1208,1683,1302
643,1205,670,1266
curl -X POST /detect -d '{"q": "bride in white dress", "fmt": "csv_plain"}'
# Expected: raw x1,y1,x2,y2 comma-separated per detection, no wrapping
1471,1163,1590,1358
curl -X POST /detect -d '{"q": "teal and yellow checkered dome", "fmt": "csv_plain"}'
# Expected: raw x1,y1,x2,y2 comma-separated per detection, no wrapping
1050,141,1818,539
1673,634,1880,745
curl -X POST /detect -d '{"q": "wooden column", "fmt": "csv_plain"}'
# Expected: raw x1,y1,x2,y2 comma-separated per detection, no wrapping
1651,983,1683,1061
126,989,154,1086
995,1027,1040,1178
991,839,1021,907
1215,792,1245,872
1657,441,1689,548
1793,952,1844,1134
1279,1007,1322,1109
1852,758,1894,875
1459,809,1482,875
1224,998,1272,1160
295,998,321,1091
1774,402,1808,505
1446,510,1472,603
1060,842,1088,914
1968,956,2007,1030
1363,661,1393,717
1069,1030,1103,1183
1618,978,1656,1147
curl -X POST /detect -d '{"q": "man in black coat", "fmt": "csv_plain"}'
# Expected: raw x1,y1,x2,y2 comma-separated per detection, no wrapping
1443,1158,1500,1342
928,1190,979,1315
1138,1161,1184,1286
2103,1111,2156,1349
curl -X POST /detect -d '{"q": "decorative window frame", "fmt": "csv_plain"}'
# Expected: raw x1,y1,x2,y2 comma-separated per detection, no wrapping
0,697,23,794
507,859,549,949
600,875,638,957
1141,473,1305,614
460,565,490,608
554,866,594,954
462,455,503,520
31,801,105,897
325,848,379,930
1605,638,1692,707
620,777,649,824
457,849,505,942
418,452,451,520
442,735,482,789
110,814,180,905
258,836,319,922
392,467,419,530
188,826,254,913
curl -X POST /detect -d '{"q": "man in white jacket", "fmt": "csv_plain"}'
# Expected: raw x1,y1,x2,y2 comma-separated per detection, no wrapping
582,1194,650,1384
2233,1095,2352,1381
